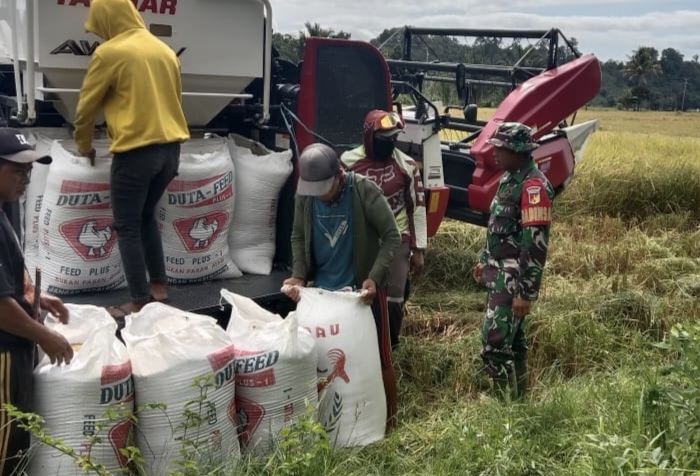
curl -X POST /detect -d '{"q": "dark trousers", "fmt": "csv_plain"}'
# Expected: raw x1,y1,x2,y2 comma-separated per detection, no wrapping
0,346,34,476
370,288,398,429
387,243,411,350
111,142,180,303
370,288,393,369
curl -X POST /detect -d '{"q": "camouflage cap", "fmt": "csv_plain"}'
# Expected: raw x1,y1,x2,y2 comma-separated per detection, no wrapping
487,122,539,153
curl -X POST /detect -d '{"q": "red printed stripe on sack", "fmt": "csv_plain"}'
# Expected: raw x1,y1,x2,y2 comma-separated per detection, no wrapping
100,362,134,405
208,345,236,371
236,368,276,388
207,345,236,389
60,180,110,194
166,172,234,208
167,173,228,192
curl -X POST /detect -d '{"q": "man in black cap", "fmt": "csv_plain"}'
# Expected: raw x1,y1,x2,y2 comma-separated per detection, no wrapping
0,128,74,476
282,142,402,431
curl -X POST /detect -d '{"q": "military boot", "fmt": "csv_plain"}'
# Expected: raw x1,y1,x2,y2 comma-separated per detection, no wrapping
492,367,518,401
514,360,529,400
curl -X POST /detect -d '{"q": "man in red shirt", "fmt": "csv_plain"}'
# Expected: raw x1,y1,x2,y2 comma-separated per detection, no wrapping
342,110,427,350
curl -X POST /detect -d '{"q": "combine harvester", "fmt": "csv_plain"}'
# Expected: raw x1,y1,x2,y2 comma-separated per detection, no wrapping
383,26,601,229
0,3,601,319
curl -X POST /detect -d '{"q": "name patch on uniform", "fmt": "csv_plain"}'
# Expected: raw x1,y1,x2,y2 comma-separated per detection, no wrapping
521,179,552,226
522,206,552,226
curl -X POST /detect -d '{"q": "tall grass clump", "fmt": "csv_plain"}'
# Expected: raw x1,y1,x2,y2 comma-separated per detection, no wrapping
575,108,700,138
205,322,700,475
557,132,700,221
414,219,484,292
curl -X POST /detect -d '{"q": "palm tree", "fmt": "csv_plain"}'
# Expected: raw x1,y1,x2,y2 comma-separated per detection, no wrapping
296,22,351,60
299,22,350,42
623,47,662,86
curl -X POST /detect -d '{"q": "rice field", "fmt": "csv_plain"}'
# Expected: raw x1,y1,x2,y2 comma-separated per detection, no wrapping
238,107,700,475
15,108,700,475
455,106,700,138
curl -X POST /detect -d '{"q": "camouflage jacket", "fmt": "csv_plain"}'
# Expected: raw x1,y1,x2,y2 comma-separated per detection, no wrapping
479,159,555,301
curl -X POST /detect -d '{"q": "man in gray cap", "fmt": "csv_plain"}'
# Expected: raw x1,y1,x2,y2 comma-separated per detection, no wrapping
0,128,74,475
282,142,402,431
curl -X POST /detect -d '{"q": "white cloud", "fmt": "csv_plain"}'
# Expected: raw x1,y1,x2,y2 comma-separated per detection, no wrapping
271,2,700,61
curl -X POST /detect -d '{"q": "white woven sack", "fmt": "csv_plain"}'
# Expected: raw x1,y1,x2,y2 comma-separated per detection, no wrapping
221,289,318,455
37,140,125,295
31,304,134,475
292,287,387,448
157,138,242,283
227,135,293,275
19,128,73,276
121,302,241,474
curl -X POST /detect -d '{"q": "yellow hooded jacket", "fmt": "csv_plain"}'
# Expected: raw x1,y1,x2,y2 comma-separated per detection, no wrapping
73,0,190,155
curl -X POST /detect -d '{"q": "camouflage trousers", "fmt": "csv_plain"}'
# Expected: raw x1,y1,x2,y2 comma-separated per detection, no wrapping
480,264,528,379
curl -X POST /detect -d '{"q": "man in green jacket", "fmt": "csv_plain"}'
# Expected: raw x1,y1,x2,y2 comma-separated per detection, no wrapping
282,143,401,431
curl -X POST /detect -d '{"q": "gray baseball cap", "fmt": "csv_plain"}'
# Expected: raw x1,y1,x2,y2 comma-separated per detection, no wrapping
296,143,339,196
0,128,51,164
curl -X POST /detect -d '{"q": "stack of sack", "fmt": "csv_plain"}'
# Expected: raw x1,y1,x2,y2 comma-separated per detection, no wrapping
20,131,294,288
28,284,391,474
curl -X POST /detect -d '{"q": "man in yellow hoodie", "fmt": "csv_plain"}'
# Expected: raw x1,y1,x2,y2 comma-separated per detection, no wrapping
73,0,190,317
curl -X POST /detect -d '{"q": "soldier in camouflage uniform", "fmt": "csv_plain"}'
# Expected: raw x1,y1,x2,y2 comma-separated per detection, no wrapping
472,122,555,401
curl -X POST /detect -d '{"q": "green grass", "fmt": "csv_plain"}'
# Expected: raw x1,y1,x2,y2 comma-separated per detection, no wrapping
320,109,700,475
19,109,700,475
222,110,700,475
229,368,675,475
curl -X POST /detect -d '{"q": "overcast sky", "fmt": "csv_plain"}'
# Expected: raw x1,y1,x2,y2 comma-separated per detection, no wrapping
272,0,700,62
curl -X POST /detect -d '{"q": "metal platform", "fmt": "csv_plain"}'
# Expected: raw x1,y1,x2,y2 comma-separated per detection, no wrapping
62,268,293,322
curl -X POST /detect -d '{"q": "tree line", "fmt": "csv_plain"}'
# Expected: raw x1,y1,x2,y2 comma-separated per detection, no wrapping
273,24,700,111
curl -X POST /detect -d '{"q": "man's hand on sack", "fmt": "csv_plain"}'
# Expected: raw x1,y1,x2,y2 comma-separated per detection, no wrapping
513,298,532,318
38,328,74,365
40,295,70,324
360,279,377,305
82,148,96,166
282,277,307,302
410,250,425,277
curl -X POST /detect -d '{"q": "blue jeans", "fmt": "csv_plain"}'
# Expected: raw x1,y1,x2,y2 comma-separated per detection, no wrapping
111,143,180,303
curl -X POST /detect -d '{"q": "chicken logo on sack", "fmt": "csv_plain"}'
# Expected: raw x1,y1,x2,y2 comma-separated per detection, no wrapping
173,211,229,253
79,220,113,257
59,217,118,261
317,349,350,393
190,217,219,249
108,418,133,468
236,397,266,447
